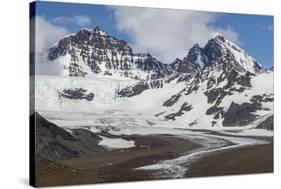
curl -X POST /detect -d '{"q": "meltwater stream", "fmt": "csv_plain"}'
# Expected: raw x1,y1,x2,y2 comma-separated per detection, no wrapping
134,130,270,179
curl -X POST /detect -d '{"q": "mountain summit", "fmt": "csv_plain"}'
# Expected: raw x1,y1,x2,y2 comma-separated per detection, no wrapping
48,27,173,80
203,34,263,73
171,34,263,77
48,27,264,80
170,43,208,75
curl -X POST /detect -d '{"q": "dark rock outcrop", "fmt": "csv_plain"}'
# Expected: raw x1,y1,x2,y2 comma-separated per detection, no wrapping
170,44,207,74
256,116,273,130
250,94,273,104
69,63,88,77
118,79,163,97
204,88,231,105
206,105,223,115
165,102,192,120
222,102,259,127
58,88,94,101
163,92,182,107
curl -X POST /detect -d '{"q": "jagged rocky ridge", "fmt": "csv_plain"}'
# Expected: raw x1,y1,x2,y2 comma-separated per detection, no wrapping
47,27,265,98
48,27,173,80
118,34,264,97
170,43,207,74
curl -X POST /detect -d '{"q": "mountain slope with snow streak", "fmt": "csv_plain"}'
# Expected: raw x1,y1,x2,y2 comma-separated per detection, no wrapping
157,68,273,129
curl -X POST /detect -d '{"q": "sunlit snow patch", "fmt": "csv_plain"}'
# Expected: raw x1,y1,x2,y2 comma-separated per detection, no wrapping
135,163,186,179
98,136,135,149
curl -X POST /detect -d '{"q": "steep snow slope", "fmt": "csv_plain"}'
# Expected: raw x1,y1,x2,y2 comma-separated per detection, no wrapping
35,75,136,111
157,70,273,129
35,74,186,113
203,34,262,73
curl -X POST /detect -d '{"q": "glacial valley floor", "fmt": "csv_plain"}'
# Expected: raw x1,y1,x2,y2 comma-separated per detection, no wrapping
35,133,273,187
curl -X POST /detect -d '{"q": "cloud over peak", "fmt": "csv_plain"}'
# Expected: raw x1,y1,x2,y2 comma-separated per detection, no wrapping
112,7,240,63
34,16,69,75
51,15,92,27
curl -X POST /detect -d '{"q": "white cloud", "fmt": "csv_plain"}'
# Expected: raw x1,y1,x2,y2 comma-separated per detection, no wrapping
74,15,92,26
51,15,92,27
34,16,69,75
267,25,273,31
112,7,240,63
256,24,273,31
215,25,242,45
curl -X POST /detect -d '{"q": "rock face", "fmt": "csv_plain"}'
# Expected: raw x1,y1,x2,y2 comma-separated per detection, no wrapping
206,105,223,116
163,93,182,107
170,34,262,77
48,27,173,80
34,112,105,161
165,102,192,120
118,79,163,97
48,28,263,80
222,102,258,126
170,44,207,74
58,88,94,101
256,116,274,130
203,35,262,73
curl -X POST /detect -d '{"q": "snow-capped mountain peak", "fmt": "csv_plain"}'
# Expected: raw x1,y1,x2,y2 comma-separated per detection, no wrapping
184,43,208,69
73,26,109,37
47,26,265,82
170,43,207,75
203,34,263,73
48,26,173,80
169,34,263,76
92,26,108,36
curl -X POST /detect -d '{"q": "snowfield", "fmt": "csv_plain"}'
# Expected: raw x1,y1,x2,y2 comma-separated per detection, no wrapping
35,74,187,115
36,70,273,131
98,136,135,149
35,75,137,111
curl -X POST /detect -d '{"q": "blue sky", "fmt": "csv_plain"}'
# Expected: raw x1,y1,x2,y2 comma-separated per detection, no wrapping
33,1,273,68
